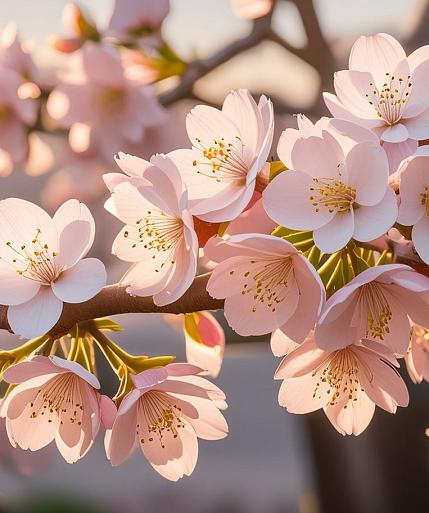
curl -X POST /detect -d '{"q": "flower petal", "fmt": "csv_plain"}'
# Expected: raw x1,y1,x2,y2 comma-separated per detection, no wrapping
51,258,106,303
8,287,63,338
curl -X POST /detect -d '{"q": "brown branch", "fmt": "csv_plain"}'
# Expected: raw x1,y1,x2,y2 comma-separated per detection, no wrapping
0,273,224,339
159,12,274,106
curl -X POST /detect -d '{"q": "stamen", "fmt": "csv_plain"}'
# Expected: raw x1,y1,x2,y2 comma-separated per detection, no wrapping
192,136,248,184
309,175,356,213
365,73,412,125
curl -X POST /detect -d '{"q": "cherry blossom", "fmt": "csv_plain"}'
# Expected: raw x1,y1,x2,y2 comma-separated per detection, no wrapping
105,363,228,480
105,152,198,306
47,43,163,159
206,233,325,338
0,68,37,176
170,89,274,223
263,127,397,253
323,33,429,172
315,264,429,354
0,199,106,338
183,312,225,378
106,0,170,39
274,335,409,436
1,355,113,463
397,154,429,263
404,323,429,384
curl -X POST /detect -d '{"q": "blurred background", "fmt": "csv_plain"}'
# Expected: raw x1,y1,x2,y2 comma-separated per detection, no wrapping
0,1,428,512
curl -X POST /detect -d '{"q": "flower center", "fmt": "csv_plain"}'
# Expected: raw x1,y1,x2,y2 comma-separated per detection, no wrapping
357,283,392,340
192,136,248,185
2,228,60,284
229,256,294,313
98,86,124,112
138,391,184,448
420,187,429,217
124,209,184,271
29,373,84,426
313,349,361,406
309,177,356,213
365,72,412,125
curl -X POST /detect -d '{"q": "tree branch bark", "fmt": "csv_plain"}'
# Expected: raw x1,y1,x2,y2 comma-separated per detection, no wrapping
0,273,224,340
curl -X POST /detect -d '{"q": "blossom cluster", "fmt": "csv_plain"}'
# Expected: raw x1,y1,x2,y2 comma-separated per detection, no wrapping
3,29,429,482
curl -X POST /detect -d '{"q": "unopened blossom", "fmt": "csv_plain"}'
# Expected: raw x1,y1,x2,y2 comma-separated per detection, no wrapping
274,336,409,436
263,127,397,253
315,264,429,354
397,154,429,264
106,0,170,39
184,312,225,378
206,234,325,338
0,198,106,338
324,33,429,172
170,89,274,223
0,68,37,175
105,152,198,306
405,324,429,384
105,363,228,480
231,0,273,19
47,43,163,159
1,356,113,463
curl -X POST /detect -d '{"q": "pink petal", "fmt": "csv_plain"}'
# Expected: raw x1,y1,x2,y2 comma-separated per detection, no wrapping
56,220,92,270
114,152,151,177
0,261,40,305
346,142,389,205
349,33,406,88
53,199,95,257
50,356,101,388
51,258,106,303
412,216,429,264
352,187,398,242
397,155,428,225
290,134,344,179
333,70,381,120
323,92,381,128
381,123,409,143
7,287,63,338
313,210,354,253
383,139,418,174
263,170,334,230
270,329,299,357
107,402,138,466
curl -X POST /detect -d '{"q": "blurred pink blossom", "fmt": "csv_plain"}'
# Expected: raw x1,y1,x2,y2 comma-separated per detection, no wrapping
231,0,273,20
405,323,429,383
47,43,163,160
106,0,170,39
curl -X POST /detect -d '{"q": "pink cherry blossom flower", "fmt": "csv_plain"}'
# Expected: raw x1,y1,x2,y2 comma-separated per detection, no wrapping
47,43,163,159
206,233,325,338
323,33,429,172
170,89,274,223
0,22,39,84
183,312,225,378
231,0,273,19
274,336,409,436
405,323,429,384
0,68,37,176
1,355,113,463
397,154,429,263
263,127,397,253
105,363,228,480
0,198,106,338
105,152,198,306
315,264,429,354
106,0,170,39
